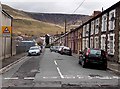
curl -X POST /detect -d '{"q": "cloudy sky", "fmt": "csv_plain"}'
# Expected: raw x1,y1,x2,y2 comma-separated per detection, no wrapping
0,0,120,15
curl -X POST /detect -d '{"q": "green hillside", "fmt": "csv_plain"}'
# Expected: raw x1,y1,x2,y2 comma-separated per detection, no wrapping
2,4,64,36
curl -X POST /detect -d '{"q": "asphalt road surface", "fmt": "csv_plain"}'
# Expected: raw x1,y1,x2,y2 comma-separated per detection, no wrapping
1,48,120,89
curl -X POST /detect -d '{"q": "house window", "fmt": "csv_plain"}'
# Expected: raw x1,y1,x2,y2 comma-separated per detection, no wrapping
109,10,115,31
102,15,107,32
108,34,115,55
86,24,89,37
101,35,106,50
82,39,86,50
83,26,86,37
95,37,99,48
86,38,89,48
95,18,99,34
90,37,93,48
91,21,94,35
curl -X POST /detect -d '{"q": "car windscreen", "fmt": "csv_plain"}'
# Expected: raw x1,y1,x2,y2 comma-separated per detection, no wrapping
90,49,101,55
30,48,39,50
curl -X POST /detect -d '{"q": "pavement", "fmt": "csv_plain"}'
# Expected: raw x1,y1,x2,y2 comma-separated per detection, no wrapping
1,53,27,68
72,53,120,75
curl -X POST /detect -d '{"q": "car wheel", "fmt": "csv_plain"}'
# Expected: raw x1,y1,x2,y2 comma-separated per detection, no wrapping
81,60,86,68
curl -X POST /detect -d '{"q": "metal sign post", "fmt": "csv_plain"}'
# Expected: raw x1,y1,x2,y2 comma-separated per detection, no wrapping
2,26,12,58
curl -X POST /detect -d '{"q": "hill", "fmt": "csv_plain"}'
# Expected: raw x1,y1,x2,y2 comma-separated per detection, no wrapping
2,4,91,36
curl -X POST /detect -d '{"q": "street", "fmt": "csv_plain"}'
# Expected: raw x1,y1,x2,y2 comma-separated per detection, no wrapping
1,48,120,88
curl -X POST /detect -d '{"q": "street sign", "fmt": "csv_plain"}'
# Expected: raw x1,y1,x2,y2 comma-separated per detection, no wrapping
2,26,12,37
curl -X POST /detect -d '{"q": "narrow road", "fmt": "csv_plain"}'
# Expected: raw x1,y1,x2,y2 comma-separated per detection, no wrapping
34,49,120,87
1,48,120,88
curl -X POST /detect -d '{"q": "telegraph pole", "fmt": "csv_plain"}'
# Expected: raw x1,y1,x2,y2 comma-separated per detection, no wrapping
64,19,67,46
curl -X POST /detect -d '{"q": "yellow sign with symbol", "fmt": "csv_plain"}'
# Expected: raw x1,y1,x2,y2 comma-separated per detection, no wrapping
2,26,12,37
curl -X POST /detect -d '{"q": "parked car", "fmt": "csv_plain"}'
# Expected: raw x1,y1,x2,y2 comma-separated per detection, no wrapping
78,48,107,70
59,46,72,56
58,46,65,53
28,46,41,56
50,46,59,52
50,46,55,52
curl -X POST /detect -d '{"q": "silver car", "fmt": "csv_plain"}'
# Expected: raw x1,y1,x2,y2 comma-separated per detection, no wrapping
28,46,41,56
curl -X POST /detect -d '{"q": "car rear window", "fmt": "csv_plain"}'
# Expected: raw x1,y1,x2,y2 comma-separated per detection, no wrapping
90,49,101,55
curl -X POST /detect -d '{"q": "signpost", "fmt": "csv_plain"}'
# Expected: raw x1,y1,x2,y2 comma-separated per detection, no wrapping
2,26,12,58
2,26,12,37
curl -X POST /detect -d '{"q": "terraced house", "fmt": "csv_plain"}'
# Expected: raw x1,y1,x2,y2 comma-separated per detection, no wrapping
54,1,120,63
0,3,15,60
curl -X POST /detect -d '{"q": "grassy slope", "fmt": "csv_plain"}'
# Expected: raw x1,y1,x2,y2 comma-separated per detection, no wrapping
13,19,64,36
2,4,64,36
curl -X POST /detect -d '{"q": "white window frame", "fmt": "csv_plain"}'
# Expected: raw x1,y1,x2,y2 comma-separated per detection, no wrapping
95,18,99,34
83,26,86,37
86,38,89,48
94,36,99,48
90,37,93,48
86,24,89,37
91,21,94,35
109,9,115,31
101,34,106,51
107,33,115,55
102,14,107,32
82,38,86,50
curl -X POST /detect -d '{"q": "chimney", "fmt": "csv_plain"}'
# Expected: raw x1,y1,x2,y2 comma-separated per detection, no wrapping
92,11,101,17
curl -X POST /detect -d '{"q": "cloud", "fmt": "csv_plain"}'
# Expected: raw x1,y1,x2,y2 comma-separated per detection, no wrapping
1,0,120,15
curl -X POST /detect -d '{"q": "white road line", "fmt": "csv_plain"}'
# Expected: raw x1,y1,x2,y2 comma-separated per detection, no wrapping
4,77,18,80
113,76,120,79
56,67,64,79
24,77,35,80
54,60,58,66
0,56,31,74
43,77,58,79
109,68,120,73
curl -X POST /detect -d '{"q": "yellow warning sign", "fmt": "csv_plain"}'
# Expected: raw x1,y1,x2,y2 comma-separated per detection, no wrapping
2,26,12,37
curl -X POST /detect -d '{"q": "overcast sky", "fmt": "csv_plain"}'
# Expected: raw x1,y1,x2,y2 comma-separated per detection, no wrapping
0,0,120,15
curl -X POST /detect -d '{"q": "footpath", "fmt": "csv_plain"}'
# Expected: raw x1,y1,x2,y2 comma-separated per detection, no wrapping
73,53,120,75
1,53,27,68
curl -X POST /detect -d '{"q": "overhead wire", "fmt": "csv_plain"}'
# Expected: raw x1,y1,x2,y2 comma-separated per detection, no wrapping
72,0,86,14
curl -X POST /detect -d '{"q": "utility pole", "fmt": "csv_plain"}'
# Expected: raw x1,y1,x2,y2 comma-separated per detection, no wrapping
64,19,67,46
65,19,67,33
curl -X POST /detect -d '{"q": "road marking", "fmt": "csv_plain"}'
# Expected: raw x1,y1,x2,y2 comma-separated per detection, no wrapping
110,64,118,66
4,77,18,80
0,56,32,74
113,76,120,79
109,68,120,73
24,77,35,80
98,76,113,80
54,60,58,66
77,75,84,79
43,77,58,79
56,67,64,79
